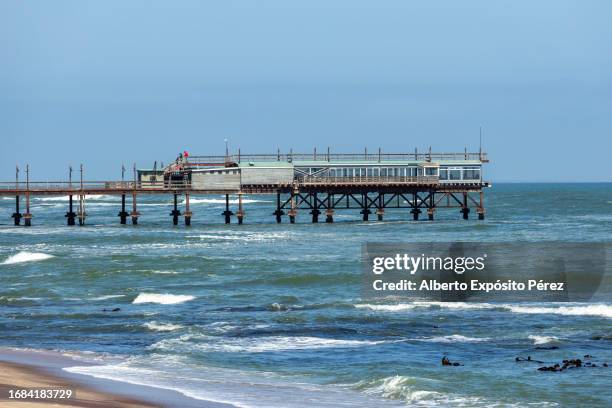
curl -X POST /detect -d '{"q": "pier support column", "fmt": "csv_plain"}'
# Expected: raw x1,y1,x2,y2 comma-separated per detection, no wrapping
461,192,470,220
288,189,297,224
360,194,371,221
376,194,384,221
130,191,140,225
325,194,334,223
222,194,233,224
66,195,76,225
427,208,435,221
273,192,284,223
184,193,192,226
477,192,485,220
410,193,421,220
236,193,244,224
118,194,128,224
310,192,320,223
77,195,86,226
12,196,22,226
23,192,32,227
170,193,181,225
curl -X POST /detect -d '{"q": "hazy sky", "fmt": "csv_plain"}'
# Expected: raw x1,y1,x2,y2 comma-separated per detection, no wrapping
1,1,610,181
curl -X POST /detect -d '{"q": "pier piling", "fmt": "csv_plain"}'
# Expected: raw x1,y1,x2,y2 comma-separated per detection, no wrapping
273,192,284,223
171,193,181,225
461,192,470,220
222,194,233,224
288,190,297,224
130,191,139,225
77,195,86,226
66,195,76,225
310,192,320,223
325,194,334,223
118,194,128,224
236,193,244,224
12,195,21,226
184,193,192,226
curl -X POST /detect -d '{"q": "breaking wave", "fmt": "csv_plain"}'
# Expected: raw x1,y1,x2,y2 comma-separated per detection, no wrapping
143,321,184,332
506,304,612,318
528,335,560,345
152,335,390,353
2,251,55,265
354,375,489,406
132,293,195,305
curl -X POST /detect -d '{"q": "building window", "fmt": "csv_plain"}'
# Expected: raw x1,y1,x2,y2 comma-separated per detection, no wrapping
463,168,480,180
425,167,438,176
439,169,448,180
449,169,461,180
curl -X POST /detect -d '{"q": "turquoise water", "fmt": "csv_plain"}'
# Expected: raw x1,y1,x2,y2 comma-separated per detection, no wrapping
1,183,611,407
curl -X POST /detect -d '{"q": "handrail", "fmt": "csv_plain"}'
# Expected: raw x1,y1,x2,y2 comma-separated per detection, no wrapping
185,152,488,164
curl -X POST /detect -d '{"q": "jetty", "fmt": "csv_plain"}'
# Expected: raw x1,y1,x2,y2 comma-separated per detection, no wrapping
1,149,489,226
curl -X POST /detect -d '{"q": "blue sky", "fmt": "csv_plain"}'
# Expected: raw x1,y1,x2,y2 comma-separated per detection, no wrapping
1,1,610,181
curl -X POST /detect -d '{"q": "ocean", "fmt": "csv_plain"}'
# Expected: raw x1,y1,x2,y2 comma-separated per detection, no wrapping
1,183,611,407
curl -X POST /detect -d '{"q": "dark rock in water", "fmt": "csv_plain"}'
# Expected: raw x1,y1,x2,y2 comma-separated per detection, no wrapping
102,307,121,312
535,346,559,350
442,356,463,366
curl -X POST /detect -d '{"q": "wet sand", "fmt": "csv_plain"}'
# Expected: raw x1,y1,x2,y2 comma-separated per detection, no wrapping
0,348,233,408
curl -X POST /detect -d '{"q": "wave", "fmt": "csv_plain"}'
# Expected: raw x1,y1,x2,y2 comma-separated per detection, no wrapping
64,360,401,408
414,334,490,343
183,197,267,205
2,251,54,265
506,304,612,318
89,294,126,301
355,375,489,406
355,302,496,312
152,335,390,353
132,293,195,305
143,321,184,332
355,302,612,318
36,194,111,202
528,335,560,345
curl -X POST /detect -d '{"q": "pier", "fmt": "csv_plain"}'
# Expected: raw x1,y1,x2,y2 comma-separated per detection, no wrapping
1,150,489,226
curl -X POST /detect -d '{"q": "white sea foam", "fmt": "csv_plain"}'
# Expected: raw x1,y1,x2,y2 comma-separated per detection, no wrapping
507,304,612,318
355,304,417,311
37,194,111,202
65,360,403,408
414,334,490,343
150,270,179,275
89,294,126,301
355,302,495,312
132,293,195,305
143,321,184,332
355,375,492,406
528,335,560,345
2,251,54,265
152,335,390,353
183,197,266,205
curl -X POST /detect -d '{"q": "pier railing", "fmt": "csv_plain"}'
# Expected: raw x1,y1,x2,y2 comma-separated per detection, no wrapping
186,151,488,165
297,175,439,185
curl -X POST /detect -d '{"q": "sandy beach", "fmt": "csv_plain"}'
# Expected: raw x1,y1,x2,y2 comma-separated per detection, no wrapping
0,348,232,408
0,360,157,408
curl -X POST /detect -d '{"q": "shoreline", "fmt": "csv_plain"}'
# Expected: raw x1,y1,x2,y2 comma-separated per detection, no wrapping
0,348,234,408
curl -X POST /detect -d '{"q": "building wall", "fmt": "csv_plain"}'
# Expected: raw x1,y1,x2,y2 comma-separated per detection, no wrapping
240,167,294,185
191,169,241,190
